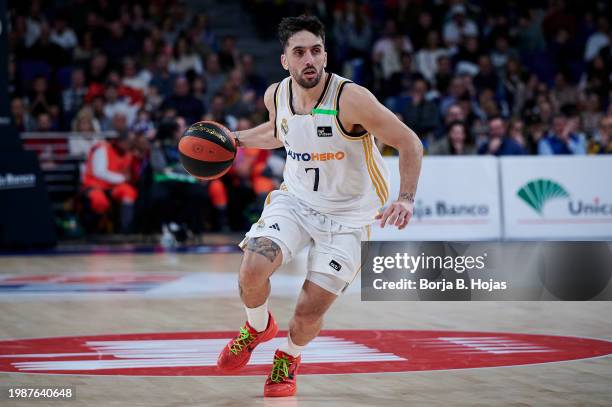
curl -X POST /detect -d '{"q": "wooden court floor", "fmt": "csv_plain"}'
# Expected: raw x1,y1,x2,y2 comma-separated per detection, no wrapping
0,251,611,406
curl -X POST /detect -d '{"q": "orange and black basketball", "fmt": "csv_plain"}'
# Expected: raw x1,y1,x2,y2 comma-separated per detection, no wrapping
178,121,237,180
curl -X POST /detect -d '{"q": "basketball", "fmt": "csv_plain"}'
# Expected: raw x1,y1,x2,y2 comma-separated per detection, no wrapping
178,121,237,180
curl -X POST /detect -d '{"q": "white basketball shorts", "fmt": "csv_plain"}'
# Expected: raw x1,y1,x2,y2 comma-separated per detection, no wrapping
239,189,371,295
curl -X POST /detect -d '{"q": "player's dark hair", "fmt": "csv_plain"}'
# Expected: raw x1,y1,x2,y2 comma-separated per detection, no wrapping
278,15,325,50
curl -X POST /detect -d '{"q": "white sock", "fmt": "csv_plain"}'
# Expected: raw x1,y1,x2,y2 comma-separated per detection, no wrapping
245,300,269,332
278,333,305,357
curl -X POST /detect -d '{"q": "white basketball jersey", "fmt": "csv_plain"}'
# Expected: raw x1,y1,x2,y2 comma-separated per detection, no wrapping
273,73,390,228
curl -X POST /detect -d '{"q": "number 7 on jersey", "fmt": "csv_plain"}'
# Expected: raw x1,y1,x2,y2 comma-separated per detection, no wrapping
305,167,320,191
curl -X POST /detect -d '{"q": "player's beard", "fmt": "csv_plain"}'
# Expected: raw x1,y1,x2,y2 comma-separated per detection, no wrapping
294,66,323,89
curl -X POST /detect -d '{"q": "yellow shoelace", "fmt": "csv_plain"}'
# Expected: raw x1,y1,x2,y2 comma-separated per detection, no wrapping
269,355,291,383
229,327,255,355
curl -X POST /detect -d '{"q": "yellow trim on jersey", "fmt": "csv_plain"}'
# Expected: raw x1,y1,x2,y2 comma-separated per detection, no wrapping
265,191,272,206
365,135,389,202
366,136,389,204
362,137,386,206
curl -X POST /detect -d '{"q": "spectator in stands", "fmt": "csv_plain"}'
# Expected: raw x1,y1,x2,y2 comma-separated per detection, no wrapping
220,77,251,123
62,68,88,125
454,35,481,75
580,93,604,137
160,76,205,124
103,82,138,126
82,132,137,233
508,118,530,152
23,1,44,48
547,29,581,83
474,55,499,94
516,8,546,54
132,109,155,137
588,116,612,154
72,107,100,133
440,77,468,115
400,78,440,140
110,112,129,134
149,54,176,99
87,52,109,85
551,72,578,110
10,98,36,132
490,35,518,72
241,54,267,97
428,121,475,155
414,31,448,84
138,37,161,73
372,20,413,93
82,13,106,50
203,53,226,103
478,116,526,155
218,35,240,72
102,21,138,69
346,5,373,63
538,114,587,155
49,14,77,50
90,95,112,131
169,36,204,75
35,112,54,132
584,16,610,62
476,88,501,120
26,22,70,67
387,52,418,99
433,55,453,95
28,75,60,118
190,13,217,56
122,57,151,93
191,76,207,108
409,11,435,51
443,5,478,47
444,104,466,126
584,55,610,105
204,94,237,130
502,57,528,115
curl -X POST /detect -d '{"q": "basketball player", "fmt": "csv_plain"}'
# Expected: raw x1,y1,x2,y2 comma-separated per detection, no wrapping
216,15,423,397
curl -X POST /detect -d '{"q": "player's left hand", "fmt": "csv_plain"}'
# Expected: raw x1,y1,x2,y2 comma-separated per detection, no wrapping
375,200,414,230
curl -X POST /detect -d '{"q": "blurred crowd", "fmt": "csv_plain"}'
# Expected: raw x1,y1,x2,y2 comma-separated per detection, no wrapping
7,0,280,238
6,0,612,237
251,0,612,156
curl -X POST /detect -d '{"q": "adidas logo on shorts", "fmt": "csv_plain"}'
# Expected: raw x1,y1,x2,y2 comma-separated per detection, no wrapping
269,223,280,231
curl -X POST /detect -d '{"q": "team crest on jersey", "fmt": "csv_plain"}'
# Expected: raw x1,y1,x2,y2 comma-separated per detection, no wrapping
281,118,289,135
317,126,333,137
256,219,265,230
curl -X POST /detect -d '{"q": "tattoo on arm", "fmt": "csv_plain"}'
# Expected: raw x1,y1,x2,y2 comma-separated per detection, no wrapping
399,192,415,203
234,131,242,147
246,237,281,263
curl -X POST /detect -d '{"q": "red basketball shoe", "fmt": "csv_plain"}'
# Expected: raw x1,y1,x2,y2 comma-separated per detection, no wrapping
216,312,278,372
264,350,302,397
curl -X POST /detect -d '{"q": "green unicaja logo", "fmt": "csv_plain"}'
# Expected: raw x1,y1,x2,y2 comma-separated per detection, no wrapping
517,179,570,215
